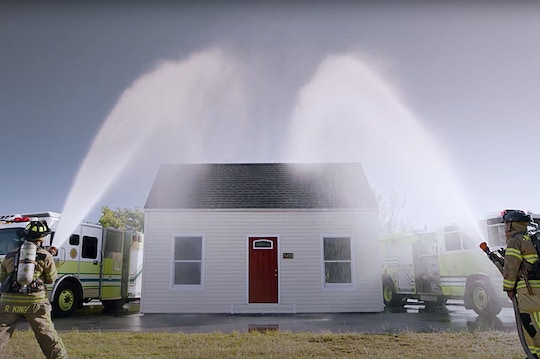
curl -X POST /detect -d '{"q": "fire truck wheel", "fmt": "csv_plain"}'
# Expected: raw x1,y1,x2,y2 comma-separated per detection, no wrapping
470,280,502,317
52,281,80,318
383,279,404,307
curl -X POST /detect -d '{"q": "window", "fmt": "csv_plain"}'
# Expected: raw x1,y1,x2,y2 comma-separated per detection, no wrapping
104,230,123,254
69,234,80,246
323,237,352,287
104,230,124,271
82,236,98,259
253,239,273,249
487,224,506,247
0,228,23,255
172,236,203,287
444,231,461,251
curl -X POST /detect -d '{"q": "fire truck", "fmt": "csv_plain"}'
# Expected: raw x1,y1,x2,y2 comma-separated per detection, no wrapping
381,212,540,317
0,211,144,317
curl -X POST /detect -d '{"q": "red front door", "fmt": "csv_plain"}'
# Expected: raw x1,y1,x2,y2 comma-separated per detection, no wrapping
249,237,278,303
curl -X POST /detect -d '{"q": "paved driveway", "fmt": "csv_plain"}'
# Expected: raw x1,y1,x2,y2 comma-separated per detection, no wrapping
30,301,518,334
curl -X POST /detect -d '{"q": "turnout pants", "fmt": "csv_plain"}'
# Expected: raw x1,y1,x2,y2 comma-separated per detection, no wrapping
521,311,540,357
0,300,67,359
518,289,540,357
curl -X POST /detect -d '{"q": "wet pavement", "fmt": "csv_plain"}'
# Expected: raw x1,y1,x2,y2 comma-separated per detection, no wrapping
18,300,518,334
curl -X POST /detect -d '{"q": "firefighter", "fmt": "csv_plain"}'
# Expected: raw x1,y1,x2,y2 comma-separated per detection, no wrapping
0,220,68,359
503,209,540,358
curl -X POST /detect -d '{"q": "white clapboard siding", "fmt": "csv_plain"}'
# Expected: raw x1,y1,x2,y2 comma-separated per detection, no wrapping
141,209,383,314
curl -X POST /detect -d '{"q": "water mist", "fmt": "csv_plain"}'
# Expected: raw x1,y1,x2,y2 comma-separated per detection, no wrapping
285,54,482,236
54,48,247,244
54,48,483,245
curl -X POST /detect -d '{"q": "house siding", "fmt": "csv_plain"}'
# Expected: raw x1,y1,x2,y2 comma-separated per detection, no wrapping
141,209,382,314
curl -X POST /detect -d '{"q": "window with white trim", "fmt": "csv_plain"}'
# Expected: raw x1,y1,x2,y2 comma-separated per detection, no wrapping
172,236,203,287
323,237,352,286
253,239,273,249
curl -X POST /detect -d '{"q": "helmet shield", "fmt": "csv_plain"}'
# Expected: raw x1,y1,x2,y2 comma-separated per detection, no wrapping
24,220,51,241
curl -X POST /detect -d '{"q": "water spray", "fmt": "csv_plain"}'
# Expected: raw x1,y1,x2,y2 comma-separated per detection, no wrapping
54,48,246,243
285,53,483,236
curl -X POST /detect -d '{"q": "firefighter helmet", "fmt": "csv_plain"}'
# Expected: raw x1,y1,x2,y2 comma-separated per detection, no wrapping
24,220,51,240
502,209,532,223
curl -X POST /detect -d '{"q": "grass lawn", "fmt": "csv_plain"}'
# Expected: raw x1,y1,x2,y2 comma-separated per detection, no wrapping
3,329,525,358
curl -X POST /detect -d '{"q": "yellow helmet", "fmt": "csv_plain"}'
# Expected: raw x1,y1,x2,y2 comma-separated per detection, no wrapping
24,220,51,240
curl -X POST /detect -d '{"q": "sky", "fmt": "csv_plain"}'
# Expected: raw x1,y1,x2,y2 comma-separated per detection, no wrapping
1,1,539,233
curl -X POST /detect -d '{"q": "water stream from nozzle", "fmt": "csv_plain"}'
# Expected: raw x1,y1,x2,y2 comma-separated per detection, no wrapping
54,49,483,245
54,49,246,244
285,54,482,235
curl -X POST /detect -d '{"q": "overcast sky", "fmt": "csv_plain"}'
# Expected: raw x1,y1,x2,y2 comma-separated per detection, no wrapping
1,1,539,232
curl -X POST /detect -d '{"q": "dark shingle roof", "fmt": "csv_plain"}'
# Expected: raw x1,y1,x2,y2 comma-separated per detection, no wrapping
144,163,376,210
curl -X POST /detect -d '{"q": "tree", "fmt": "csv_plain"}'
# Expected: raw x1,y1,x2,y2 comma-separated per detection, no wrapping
99,206,144,232
376,189,408,235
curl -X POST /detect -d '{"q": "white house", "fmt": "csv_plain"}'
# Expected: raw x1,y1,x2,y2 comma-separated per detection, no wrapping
141,162,382,314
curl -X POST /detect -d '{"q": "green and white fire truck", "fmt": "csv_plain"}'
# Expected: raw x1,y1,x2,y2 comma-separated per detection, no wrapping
0,212,144,317
381,212,540,317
